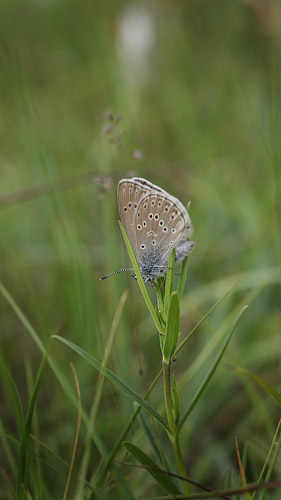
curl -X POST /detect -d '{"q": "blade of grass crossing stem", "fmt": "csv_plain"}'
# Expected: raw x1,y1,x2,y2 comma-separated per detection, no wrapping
17,341,52,499
63,363,82,500
252,419,281,500
163,292,180,364
123,442,180,495
164,249,175,319
234,366,281,406
0,280,107,459
119,221,164,334
53,335,169,432
177,257,188,303
178,306,248,432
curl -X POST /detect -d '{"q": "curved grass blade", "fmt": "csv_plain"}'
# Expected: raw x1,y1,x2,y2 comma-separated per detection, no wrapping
178,306,248,433
123,441,180,495
53,335,169,432
234,366,281,406
119,221,164,334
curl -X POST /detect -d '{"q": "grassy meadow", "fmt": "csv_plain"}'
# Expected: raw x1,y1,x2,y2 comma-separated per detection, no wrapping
0,1,281,499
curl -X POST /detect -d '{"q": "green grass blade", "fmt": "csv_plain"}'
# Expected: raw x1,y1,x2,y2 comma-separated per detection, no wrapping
163,292,180,363
234,366,281,406
118,221,164,334
17,342,51,499
258,423,281,500
174,280,240,356
177,257,188,303
164,249,175,318
94,282,238,484
0,419,18,478
75,289,128,499
252,418,281,500
178,305,248,432
123,441,180,495
0,354,24,437
84,485,117,500
0,280,107,459
53,335,169,432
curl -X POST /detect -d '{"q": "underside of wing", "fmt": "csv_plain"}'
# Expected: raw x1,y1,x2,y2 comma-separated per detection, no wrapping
117,179,154,250
134,192,187,268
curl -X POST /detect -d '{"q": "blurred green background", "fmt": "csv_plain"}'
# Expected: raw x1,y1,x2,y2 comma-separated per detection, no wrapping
0,1,281,498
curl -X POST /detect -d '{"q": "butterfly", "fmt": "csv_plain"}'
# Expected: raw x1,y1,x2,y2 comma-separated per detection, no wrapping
100,177,195,283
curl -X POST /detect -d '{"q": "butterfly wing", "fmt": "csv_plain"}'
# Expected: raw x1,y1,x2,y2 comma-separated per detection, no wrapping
134,192,188,276
131,177,167,195
133,177,193,238
117,179,155,254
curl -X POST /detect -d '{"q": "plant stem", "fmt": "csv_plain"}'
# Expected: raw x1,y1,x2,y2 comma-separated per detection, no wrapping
163,361,190,493
163,360,176,436
174,433,190,494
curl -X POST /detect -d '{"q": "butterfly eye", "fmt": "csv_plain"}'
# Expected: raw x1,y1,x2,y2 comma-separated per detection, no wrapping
152,240,156,245
169,241,174,245
133,203,137,208
163,227,168,232
137,212,141,217
171,228,176,233
128,202,132,208
158,201,162,207
159,220,164,226
142,221,147,227
148,213,153,219
137,224,142,230
140,243,146,249
154,214,159,220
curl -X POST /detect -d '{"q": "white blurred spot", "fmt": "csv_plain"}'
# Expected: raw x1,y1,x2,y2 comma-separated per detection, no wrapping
116,5,155,83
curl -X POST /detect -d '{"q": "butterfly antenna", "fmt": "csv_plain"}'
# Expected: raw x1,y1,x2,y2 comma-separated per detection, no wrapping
99,268,134,280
